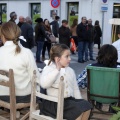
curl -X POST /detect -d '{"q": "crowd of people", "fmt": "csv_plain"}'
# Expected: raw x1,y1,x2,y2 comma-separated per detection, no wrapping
0,11,94,120
0,11,119,119
4,11,103,64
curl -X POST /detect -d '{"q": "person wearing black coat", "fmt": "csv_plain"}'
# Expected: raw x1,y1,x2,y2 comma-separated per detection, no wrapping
85,19,95,61
76,17,88,63
35,18,50,63
50,16,60,37
17,16,24,28
21,17,34,49
59,20,71,47
94,20,102,50
8,11,17,23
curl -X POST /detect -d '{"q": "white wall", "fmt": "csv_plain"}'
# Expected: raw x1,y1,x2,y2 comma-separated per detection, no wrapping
0,0,118,44
0,0,40,23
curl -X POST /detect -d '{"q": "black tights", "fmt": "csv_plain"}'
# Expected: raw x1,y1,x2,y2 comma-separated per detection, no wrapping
42,41,51,58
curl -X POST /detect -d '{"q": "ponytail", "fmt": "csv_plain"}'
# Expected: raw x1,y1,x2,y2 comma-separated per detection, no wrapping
48,59,52,65
13,38,21,54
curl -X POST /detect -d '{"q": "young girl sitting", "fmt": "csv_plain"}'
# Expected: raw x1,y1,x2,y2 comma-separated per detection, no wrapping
40,44,92,120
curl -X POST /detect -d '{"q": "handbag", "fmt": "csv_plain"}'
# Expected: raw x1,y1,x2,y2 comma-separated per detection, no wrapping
46,31,56,43
49,34,56,43
70,38,76,52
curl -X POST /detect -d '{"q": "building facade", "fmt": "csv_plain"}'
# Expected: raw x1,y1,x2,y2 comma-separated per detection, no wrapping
0,0,120,44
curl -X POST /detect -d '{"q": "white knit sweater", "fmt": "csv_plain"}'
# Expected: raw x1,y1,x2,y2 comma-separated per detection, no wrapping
40,61,82,99
0,41,40,96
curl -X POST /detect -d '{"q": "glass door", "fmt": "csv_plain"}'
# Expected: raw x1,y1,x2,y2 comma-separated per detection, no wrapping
67,2,79,26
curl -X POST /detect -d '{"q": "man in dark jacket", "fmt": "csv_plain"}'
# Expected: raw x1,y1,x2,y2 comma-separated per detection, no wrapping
50,16,60,37
21,17,34,49
17,16,24,28
59,20,71,47
76,17,88,63
9,11,17,23
85,19,95,61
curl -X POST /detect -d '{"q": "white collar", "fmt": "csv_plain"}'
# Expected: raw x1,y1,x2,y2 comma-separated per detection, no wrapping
44,60,66,73
4,41,14,46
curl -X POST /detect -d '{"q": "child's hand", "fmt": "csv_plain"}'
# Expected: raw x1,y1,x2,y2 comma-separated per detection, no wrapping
55,57,61,71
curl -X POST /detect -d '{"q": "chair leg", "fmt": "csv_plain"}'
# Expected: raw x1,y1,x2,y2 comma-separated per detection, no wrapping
20,112,29,120
10,109,16,120
16,111,20,118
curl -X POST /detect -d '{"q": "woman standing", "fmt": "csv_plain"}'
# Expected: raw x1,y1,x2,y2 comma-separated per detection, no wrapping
70,19,78,47
59,20,71,47
42,19,52,61
35,18,50,63
94,20,102,50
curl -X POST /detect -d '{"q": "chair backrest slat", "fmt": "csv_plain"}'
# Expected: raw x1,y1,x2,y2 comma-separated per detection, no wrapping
36,92,58,102
0,81,10,87
0,70,9,87
0,70,9,77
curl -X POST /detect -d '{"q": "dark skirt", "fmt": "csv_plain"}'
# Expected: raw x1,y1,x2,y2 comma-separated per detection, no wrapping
39,97,92,120
0,95,31,103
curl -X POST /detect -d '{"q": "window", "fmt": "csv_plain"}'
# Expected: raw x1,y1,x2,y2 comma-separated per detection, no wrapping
112,3,120,42
113,3,120,18
31,3,41,25
67,2,79,26
0,4,7,24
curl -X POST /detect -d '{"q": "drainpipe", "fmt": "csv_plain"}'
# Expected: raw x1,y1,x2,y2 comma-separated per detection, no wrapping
59,0,61,26
91,0,93,18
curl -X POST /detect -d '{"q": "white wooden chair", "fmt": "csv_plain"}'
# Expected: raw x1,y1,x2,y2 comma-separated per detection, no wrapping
0,69,30,120
29,70,65,120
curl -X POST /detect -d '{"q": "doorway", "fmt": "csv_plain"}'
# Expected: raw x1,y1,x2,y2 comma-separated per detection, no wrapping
67,2,79,26
112,3,120,42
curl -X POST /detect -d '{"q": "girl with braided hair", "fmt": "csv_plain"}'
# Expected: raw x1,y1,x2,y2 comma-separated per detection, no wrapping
0,22,40,103
40,44,92,120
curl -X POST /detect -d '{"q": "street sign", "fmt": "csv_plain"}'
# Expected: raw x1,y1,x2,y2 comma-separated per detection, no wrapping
102,0,107,3
51,0,60,8
101,4,108,12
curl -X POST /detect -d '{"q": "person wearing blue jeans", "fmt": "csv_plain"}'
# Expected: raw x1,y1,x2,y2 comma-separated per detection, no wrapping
78,41,85,62
85,41,94,61
34,18,50,63
88,42,94,60
84,41,89,61
85,19,95,61
77,17,88,63
36,41,44,63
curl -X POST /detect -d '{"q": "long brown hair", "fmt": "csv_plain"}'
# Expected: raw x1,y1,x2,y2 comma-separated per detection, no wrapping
44,19,51,32
0,22,21,54
71,19,78,28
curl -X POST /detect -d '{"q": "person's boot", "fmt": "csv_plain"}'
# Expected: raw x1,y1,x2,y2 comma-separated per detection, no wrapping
42,56,45,61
